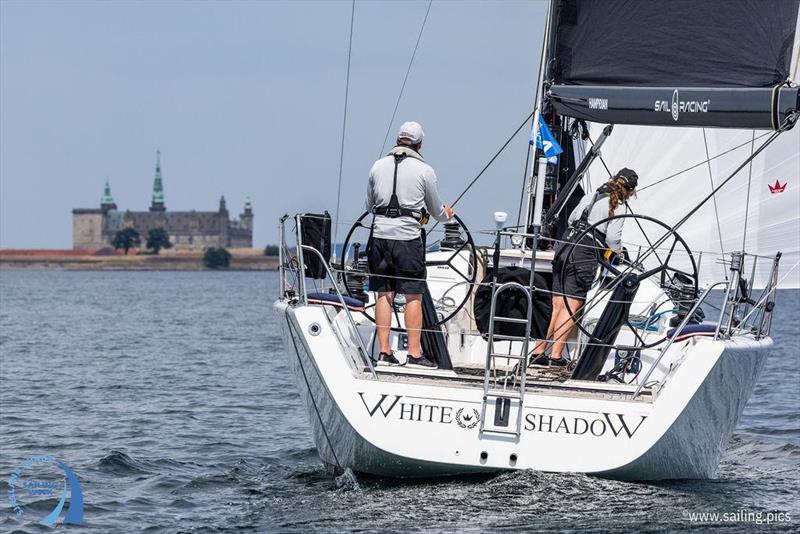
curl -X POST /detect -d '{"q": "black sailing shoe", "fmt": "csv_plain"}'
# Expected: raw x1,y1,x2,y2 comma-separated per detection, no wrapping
377,352,401,366
548,356,570,367
531,353,550,367
404,354,438,369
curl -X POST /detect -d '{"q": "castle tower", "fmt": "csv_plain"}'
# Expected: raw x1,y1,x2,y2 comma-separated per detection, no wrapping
100,179,117,212
150,149,166,212
241,195,253,230
219,194,228,214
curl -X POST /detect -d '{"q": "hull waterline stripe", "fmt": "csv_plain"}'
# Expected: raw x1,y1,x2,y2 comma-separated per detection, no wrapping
286,316,342,469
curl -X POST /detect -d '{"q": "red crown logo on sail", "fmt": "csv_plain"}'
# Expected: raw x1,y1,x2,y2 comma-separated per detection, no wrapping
768,180,787,194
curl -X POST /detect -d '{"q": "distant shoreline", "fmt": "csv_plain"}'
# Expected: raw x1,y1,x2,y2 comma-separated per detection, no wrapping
0,248,278,271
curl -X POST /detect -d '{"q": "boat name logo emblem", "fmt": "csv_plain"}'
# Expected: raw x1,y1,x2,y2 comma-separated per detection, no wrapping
357,393,648,438
455,408,480,429
768,179,787,194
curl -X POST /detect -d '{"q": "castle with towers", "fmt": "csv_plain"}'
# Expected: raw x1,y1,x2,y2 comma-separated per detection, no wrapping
72,151,253,250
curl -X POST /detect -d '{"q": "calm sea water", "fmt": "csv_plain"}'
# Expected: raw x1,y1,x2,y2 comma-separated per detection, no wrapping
1,270,798,533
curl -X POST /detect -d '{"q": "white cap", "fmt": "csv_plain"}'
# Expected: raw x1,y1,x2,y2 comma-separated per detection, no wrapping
398,121,424,144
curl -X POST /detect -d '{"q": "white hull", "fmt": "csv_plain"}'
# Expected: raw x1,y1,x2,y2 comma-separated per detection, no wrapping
276,300,770,480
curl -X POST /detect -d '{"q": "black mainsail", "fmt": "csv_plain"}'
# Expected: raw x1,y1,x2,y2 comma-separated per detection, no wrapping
547,0,800,129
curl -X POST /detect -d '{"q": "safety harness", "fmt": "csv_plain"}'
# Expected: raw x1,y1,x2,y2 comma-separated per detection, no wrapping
366,148,430,258
555,191,608,260
372,152,429,224
564,192,605,242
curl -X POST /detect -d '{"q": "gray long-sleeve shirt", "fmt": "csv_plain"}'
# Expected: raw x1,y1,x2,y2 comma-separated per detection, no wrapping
365,146,448,240
567,193,625,251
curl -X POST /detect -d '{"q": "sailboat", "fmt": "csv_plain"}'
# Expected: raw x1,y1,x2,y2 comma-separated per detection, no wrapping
274,0,799,480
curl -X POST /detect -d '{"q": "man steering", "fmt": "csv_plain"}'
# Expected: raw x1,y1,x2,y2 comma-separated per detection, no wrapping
365,121,454,368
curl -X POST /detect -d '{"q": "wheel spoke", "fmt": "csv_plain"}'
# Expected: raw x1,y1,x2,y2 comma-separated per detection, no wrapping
341,212,478,328
447,262,472,283
637,263,668,280
597,257,622,276
444,240,470,263
557,213,698,351
664,265,696,279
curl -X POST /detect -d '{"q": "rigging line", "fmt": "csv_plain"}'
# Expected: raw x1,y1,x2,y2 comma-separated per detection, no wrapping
430,110,534,233
333,0,356,253
739,259,800,325
623,200,665,266
638,132,771,192
561,125,789,340
548,127,664,318
650,125,787,262
516,10,551,227
451,112,534,208
742,130,756,250
378,0,434,157
701,129,728,280
515,113,536,227
286,319,342,469
587,131,613,178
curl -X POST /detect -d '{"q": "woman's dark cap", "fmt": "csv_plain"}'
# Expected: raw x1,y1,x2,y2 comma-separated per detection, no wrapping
615,168,638,189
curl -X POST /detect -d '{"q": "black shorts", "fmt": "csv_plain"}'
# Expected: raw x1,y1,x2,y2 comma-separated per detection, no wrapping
552,238,599,300
367,237,426,294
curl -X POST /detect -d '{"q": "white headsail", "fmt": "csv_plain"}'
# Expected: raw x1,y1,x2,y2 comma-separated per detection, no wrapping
584,124,799,287
545,1,800,288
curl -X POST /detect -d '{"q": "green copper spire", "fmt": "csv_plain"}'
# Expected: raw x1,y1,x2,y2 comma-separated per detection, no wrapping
244,194,252,211
100,178,117,211
150,149,166,211
101,179,114,205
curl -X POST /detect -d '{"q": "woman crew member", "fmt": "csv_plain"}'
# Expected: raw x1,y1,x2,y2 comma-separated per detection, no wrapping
532,168,638,366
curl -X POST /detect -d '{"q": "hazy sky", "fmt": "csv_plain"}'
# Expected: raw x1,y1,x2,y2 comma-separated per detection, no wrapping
0,0,545,248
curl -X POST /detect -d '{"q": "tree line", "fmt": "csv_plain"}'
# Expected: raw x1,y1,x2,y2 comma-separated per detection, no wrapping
111,229,282,268
111,228,231,268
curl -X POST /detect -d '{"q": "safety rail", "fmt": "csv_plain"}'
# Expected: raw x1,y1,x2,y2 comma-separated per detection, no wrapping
279,213,782,395
632,281,727,399
278,215,378,379
728,252,781,339
632,250,781,399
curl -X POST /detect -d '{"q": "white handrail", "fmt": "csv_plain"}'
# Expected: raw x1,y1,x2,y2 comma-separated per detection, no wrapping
298,244,378,379
632,281,729,399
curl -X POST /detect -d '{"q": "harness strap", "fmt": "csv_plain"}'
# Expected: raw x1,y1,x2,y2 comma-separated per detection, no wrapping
582,193,609,247
556,192,607,259
579,192,602,225
372,152,428,221
389,153,406,206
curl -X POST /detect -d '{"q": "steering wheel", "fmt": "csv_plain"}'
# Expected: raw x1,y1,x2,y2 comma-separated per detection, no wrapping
340,211,477,327
558,214,698,349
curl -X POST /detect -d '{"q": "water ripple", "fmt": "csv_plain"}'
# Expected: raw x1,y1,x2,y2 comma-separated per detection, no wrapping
0,271,797,532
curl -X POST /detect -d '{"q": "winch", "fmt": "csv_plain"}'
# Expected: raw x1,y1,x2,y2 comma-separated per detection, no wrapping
440,222,465,250
344,242,369,302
